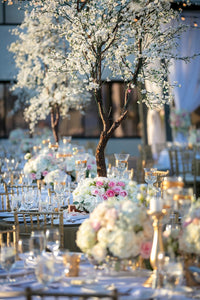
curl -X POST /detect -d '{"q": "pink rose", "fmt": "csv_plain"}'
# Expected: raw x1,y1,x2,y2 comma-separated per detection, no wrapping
30,173,36,180
106,189,115,197
96,181,104,187
42,170,48,176
117,181,125,187
92,189,100,195
102,194,108,200
87,164,92,170
91,220,101,231
113,186,122,194
108,181,116,187
119,190,128,197
183,218,192,228
140,241,152,259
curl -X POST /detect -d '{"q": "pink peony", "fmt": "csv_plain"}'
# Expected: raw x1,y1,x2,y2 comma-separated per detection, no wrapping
140,241,152,259
106,189,115,197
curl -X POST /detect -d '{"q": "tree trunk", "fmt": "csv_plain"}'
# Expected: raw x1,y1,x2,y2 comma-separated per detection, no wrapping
95,132,109,177
50,105,60,143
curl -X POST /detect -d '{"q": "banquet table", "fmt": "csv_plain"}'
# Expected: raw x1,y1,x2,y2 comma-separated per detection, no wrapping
0,254,200,300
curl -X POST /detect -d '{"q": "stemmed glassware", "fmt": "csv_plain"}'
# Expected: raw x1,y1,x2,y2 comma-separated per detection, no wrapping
29,231,46,259
0,244,16,282
75,153,88,182
114,153,130,178
46,228,60,256
35,252,67,289
144,168,157,188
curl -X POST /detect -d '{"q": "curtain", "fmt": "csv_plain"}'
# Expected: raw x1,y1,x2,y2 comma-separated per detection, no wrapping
169,11,200,112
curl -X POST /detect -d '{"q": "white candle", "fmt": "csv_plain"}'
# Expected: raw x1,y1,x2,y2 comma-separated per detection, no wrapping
150,196,163,212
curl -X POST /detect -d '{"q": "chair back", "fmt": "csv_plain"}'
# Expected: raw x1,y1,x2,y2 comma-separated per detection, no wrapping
0,192,12,211
14,209,64,249
0,225,18,251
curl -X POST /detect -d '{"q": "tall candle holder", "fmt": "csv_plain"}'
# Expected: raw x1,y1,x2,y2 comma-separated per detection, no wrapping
143,209,166,288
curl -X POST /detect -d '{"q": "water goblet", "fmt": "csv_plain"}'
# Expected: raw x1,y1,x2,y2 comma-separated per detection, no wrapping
46,228,60,256
144,168,157,188
0,244,16,282
163,256,183,289
35,252,67,289
29,231,46,259
114,153,130,177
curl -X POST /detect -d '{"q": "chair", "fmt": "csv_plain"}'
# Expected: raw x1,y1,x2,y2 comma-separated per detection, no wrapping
14,209,64,249
0,226,18,251
0,192,12,211
180,148,200,196
0,290,27,299
25,287,118,300
168,146,181,176
154,170,170,189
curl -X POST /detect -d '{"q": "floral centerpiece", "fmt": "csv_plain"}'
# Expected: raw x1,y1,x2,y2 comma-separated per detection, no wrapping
76,198,153,264
179,200,200,255
188,127,200,145
169,108,191,143
43,169,71,186
73,177,138,213
23,149,57,181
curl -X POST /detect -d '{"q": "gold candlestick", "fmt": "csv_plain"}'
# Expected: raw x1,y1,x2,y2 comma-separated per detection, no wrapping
143,209,166,288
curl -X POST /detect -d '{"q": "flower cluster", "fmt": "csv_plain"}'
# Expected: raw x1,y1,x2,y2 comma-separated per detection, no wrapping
179,200,200,255
169,108,191,133
43,169,71,185
76,198,153,263
23,148,57,181
23,145,97,182
188,127,200,145
73,177,138,213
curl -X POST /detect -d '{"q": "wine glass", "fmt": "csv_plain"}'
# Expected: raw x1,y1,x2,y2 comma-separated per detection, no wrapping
35,252,67,288
0,244,16,282
29,231,46,259
144,168,157,188
46,228,60,256
75,154,88,182
114,153,130,177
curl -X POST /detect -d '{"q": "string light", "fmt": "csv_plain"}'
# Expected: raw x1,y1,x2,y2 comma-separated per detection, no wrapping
194,22,198,27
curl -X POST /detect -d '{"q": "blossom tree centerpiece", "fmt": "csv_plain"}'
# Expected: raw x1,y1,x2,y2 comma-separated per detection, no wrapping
9,0,91,143
53,0,190,177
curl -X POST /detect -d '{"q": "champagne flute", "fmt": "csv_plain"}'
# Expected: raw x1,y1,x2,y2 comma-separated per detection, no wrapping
46,228,60,256
0,244,16,282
